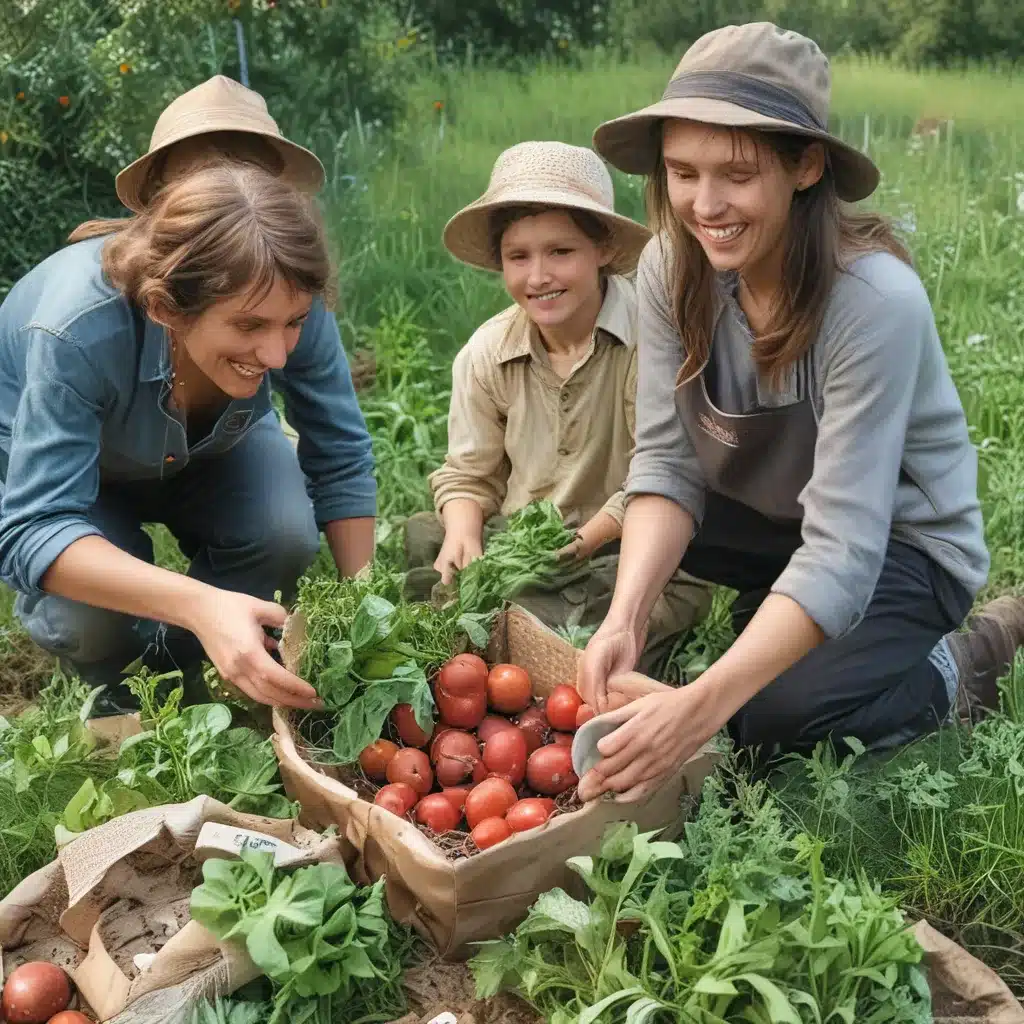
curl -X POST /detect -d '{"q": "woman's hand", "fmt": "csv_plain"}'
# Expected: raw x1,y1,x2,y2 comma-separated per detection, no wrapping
576,679,724,803
433,531,484,585
189,589,322,710
576,621,647,713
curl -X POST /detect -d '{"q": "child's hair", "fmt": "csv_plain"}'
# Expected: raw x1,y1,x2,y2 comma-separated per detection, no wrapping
68,160,332,317
488,204,613,268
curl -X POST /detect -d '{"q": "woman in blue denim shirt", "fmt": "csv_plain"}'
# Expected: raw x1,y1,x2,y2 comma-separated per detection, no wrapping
0,158,375,715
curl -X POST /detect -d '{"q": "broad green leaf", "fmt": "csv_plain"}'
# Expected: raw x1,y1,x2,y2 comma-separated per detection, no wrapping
469,939,521,999
694,976,739,996
529,889,592,933
245,913,291,980
457,613,492,650
734,973,802,1023
350,595,396,650
62,777,100,833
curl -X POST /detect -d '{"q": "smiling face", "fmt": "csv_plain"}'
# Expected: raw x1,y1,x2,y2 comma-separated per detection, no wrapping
498,210,612,336
661,120,824,285
166,275,312,400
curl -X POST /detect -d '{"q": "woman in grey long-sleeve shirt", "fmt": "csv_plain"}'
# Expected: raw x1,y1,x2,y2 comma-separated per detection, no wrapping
572,22,1024,802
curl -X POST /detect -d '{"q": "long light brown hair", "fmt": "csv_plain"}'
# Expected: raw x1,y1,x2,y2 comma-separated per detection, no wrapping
647,126,912,388
68,160,332,318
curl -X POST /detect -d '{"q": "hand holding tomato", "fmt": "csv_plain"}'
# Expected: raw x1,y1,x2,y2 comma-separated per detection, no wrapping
576,620,645,712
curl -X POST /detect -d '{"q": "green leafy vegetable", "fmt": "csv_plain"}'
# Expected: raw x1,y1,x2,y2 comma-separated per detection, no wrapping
294,566,491,765
455,500,583,615
190,848,407,1024
471,764,932,1023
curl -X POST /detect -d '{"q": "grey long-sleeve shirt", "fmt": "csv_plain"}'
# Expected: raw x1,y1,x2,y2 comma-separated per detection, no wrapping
626,235,989,639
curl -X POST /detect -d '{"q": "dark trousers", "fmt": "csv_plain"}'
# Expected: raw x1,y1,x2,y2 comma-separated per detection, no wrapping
681,494,973,758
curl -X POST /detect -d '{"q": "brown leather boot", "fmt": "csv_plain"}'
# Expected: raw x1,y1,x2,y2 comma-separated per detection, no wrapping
946,595,1024,725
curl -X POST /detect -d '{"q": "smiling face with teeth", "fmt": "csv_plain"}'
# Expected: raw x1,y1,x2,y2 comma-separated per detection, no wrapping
165,275,313,402
661,120,825,290
496,210,614,344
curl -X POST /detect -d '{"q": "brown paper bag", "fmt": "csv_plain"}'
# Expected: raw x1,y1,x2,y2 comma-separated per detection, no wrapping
914,920,1024,1023
0,795,351,1024
273,604,718,960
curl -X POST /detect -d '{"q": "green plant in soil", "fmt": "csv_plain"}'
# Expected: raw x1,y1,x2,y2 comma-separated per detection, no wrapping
773,655,1024,998
54,667,296,843
472,763,932,1023
0,669,115,893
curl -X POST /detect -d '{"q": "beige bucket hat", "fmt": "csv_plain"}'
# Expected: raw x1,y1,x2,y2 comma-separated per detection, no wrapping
593,22,880,202
116,75,325,212
442,140,652,274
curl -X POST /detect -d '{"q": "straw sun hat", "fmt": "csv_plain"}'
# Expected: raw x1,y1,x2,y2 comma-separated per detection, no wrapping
442,141,652,274
116,75,325,213
593,22,880,203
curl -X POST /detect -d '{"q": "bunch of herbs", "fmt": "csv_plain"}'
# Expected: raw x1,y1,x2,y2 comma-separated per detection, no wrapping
57,667,295,843
455,500,583,616
293,566,490,764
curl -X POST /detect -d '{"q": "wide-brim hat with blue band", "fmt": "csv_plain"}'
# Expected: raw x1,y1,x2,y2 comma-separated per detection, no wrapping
592,22,880,203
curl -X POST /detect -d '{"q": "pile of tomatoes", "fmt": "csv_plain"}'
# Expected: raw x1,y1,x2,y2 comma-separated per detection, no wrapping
357,653,597,852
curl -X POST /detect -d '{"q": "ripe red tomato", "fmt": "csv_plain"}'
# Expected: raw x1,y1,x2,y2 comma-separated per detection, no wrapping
465,777,518,830
575,703,596,728
545,685,584,732
414,793,462,833
477,715,517,743
516,705,549,753
486,664,533,714
482,727,528,786
526,744,578,795
386,747,433,795
437,653,488,698
440,786,472,814
358,739,399,781
506,798,555,833
436,686,487,729
0,962,71,1024
374,782,418,816
390,703,432,747
470,817,513,850
432,730,482,787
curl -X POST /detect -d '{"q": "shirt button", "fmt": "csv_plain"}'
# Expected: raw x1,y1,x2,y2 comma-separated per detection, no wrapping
165,454,176,464
560,391,570,405
558,446,569,457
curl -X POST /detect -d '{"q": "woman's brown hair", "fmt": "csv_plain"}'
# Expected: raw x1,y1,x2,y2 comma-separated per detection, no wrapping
68,160,332,318
646,127,912,388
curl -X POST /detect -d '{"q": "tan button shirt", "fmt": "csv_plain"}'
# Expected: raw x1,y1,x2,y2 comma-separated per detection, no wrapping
429,274,638,528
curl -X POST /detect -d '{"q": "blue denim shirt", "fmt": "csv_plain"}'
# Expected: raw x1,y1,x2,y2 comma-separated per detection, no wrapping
0,236,377,596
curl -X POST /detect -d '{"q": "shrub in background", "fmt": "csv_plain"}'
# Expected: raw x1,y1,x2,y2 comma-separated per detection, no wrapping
0,0,412,296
